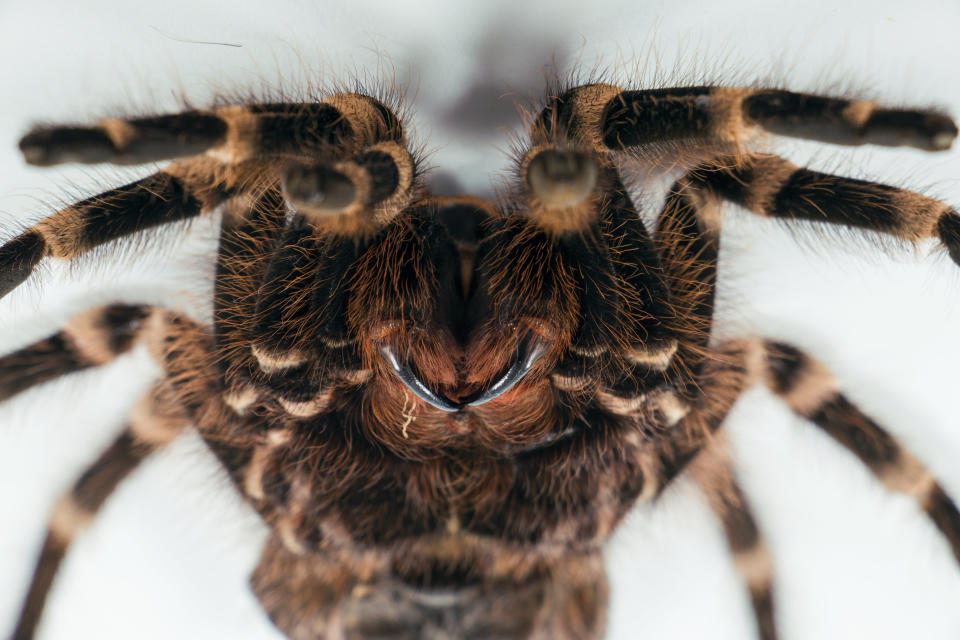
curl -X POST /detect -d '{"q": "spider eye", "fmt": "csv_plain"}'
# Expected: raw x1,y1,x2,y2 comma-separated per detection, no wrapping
524,148,598,208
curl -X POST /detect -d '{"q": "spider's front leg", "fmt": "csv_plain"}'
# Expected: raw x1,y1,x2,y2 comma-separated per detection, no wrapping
0,94,407,300
538,82,960,263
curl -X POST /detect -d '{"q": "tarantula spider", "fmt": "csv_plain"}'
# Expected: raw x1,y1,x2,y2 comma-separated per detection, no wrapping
2,81,959,640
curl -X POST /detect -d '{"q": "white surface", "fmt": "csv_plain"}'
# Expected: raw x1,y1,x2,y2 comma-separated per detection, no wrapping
0,1,959,638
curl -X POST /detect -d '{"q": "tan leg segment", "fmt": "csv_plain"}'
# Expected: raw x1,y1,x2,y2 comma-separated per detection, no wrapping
763,340,960,564
11,385,189,640
18,95,403,168
691,440,778,640
535,84,956,153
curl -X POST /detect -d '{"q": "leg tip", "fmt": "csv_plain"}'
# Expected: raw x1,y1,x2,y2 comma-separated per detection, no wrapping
18,127,115,166
932,130,956,151
936,210,960,266
0,231,47,299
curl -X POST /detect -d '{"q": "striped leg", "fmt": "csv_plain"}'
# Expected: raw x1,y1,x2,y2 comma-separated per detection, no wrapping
4,94,417,302
648,174,779,637
527,83,959,262
0,303,209,410
0,304,155,400
691,441,777,640
674,153,960,263
0,303,220,427
0,304,209,639
18,96,402,167
0,171,225,300
762,341,960,564
653,160,958,615
535,84,956,152
11,386,189,640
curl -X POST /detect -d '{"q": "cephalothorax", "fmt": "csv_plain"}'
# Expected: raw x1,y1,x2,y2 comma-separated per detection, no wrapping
4,81,960,639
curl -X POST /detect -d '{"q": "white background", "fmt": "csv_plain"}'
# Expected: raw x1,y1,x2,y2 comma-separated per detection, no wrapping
1,0,959,638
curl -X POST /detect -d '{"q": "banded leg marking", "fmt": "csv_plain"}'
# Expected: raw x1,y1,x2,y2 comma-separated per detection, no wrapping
665,154,960,266
19,95,403,168
763,341,960,564
536,84,956,152
642,340,759,501
692,442,777,640
655,177,777,640
0,305,153,401
8,95,414,304
11,386,188,640
0,304,207,406
0,170,225,300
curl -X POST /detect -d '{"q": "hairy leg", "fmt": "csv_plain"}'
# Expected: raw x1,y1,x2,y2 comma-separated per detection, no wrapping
0,304,215,638
691,440,777,640
526,83,959,263
535,84,956,153
0,172,225,299
10,386,189,640
18,96,402,167
3,94,418,303
672,153,960,263
761,341,960,563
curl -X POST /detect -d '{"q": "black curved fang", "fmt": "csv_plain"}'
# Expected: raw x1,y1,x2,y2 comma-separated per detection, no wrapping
379,345,460,412
466,341,547,407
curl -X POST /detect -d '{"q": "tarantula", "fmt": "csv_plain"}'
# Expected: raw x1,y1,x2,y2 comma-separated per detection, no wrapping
2,80,959,640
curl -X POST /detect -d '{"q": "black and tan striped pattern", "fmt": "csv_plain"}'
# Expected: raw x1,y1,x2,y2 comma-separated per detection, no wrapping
7,81,957,640
526,83,959,262
684,154,956,244
762,341,960,564
644,152,960,267
535,84,957,152
11,386,189,640
0,303,210,410
0,304,153,401
18,95,402,168
0,171,222,300
2,305,209,640
692,443,777,640
3,95,416,304
19,111,230,166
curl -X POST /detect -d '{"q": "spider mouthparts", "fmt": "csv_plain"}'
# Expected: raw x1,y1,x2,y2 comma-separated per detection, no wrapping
378,340,547,413
525,148,598,208
284,164,359,216
379,345,461,412
464,340,547,407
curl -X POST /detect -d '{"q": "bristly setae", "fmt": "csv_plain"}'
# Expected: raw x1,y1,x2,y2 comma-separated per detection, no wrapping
2,79,959,640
